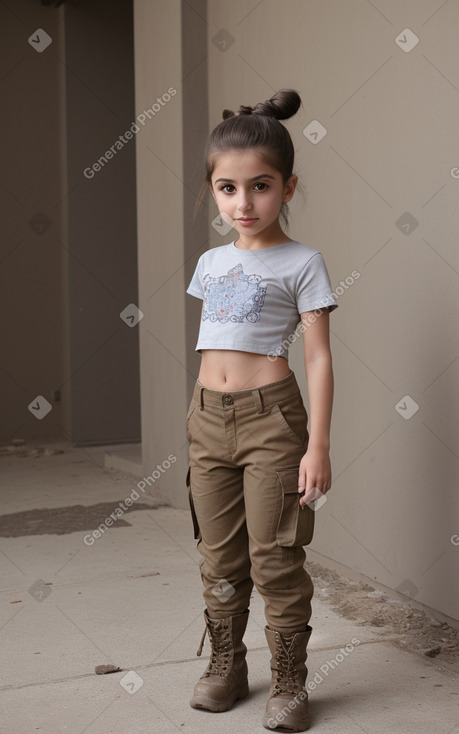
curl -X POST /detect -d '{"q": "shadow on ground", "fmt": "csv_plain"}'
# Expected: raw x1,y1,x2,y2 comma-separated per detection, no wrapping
0,502,162,537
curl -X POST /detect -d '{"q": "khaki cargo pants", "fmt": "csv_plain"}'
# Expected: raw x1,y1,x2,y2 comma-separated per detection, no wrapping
186,370,314,634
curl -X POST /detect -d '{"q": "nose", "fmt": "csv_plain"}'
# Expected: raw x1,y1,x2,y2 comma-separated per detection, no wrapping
237,190,252,213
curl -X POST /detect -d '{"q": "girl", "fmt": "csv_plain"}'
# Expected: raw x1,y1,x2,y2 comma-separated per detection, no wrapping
185,89,338,732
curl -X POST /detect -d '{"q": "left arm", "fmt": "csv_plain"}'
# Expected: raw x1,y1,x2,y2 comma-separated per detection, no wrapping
298,309,334,507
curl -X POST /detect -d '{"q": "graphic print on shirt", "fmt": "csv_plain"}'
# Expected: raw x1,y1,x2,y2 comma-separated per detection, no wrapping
202,263,267,323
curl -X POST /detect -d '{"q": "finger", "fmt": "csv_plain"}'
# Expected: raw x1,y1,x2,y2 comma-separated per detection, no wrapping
306,475,319,495
297,468,307,493
300,486,323,506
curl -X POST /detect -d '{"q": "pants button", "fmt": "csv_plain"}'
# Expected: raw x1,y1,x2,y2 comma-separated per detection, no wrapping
223,394,234,405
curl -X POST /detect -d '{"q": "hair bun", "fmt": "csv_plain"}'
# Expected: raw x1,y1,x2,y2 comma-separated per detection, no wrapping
222,90,301,121
252,89,301,121
221,90,301,122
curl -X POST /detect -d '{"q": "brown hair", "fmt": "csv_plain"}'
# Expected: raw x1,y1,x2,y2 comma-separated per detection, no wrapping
197,89,302,225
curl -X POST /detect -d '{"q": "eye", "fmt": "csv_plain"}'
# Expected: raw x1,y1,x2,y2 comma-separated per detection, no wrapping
220,184,235,193
253,182,268,191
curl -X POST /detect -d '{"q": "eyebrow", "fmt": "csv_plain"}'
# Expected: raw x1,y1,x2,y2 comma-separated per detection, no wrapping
214,174,276,184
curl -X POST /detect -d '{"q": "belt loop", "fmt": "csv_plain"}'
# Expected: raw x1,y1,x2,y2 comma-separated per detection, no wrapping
251,388,264,413
199,386,204,410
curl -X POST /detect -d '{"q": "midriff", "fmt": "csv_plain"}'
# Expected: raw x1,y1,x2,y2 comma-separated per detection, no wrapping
198,349,291,391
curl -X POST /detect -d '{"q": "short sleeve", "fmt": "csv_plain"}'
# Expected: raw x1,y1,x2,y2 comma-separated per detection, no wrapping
186,256,205,299
296,252,338,314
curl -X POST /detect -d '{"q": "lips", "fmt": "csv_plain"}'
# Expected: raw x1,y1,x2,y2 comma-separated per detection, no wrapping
237,217,258,224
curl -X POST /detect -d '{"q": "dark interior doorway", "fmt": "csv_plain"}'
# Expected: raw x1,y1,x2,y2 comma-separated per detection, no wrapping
65,0,140,445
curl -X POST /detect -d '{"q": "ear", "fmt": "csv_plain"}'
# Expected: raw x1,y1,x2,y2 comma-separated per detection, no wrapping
283,174,298,204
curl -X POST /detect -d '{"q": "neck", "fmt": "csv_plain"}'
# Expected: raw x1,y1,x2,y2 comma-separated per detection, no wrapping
235,223,292,250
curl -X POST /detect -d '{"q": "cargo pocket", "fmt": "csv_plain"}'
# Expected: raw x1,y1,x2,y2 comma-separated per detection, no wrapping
186,465,201,540
276,465,314,547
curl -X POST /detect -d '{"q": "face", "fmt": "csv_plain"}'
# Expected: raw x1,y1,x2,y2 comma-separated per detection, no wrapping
210,149,297,245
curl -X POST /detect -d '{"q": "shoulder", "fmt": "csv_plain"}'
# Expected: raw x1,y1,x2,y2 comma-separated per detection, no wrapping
286,240,320,258
197,243,233,263
277,241,326,268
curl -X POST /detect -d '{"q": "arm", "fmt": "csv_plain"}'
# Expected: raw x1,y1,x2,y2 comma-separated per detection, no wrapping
298,309,334,506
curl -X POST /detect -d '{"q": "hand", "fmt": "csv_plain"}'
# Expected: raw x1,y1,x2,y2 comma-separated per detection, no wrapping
298,446,332,507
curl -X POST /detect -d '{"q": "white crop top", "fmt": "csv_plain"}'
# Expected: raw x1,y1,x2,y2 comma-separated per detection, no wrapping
186,240,338,359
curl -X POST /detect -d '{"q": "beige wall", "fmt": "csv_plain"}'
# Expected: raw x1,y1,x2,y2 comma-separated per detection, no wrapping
134,0,196,504
135,0,459,623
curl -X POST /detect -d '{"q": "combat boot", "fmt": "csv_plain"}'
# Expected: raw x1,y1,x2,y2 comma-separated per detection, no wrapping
190,608,249,712
262,625,313,731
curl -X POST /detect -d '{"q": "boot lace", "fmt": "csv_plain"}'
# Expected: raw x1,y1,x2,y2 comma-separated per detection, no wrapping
272,634,301,696
197,619,232,678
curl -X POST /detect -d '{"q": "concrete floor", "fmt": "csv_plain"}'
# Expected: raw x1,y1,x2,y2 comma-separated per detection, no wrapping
0,443,458,734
